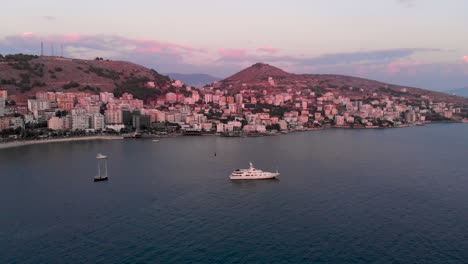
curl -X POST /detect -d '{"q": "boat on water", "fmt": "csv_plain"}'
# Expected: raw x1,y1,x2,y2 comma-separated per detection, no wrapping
94,153,109,182
229,162,279,180
152,139,160,142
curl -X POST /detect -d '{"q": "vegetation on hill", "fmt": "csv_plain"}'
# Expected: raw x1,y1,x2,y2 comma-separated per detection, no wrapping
114,76,162,102
0,53,173,96
88,66,123,80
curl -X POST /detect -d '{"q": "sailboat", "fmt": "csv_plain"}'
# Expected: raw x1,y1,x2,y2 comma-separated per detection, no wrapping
94,153,109,182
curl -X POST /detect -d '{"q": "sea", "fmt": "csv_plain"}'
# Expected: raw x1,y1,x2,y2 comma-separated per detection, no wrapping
1,124,468,263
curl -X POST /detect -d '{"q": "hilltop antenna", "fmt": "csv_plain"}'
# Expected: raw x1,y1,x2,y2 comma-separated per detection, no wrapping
41,42,44,56
61,44,63,57
51,43,54,56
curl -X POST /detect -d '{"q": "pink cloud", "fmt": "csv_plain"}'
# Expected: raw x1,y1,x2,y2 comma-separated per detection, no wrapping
1,33,203,58
256,46,280,54
218,48,247,59
386,61,422,75
463,55,468,63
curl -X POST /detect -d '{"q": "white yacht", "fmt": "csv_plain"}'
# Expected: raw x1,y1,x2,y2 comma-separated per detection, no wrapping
229,162,279,180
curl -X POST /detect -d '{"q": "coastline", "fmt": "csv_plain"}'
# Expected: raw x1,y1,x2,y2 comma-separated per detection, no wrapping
0,136,124,150
0,122,466,149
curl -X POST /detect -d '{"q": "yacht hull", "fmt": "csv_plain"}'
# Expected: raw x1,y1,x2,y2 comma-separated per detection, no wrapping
94,177,108,182
229,173,279,180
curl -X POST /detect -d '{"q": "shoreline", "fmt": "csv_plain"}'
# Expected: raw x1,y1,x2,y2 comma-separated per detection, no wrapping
0,122,466,149
0,136,124,150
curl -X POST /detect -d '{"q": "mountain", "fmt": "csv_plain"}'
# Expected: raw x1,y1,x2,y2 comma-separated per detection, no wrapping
224,63,290,83
445,87,468,98
0,54,171,101
167,73,220,87
217,63,468,105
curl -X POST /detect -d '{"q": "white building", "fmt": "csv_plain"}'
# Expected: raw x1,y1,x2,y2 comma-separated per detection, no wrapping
0,98,5,117
28,99,50,117
90,113,105,130
72,114,89,130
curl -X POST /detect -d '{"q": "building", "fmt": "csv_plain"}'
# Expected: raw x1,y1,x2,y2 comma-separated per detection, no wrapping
132,115,151,129
28,99,50,117
166,93,177,104
335,115,345,126
0,98,5,117
0,89,7,99
105,109,123,124
90,113,105,130
10,117,24,129
0,117,10,130
100,92,114,103
71,114,90,130
204,94,213,103
48,117,64,130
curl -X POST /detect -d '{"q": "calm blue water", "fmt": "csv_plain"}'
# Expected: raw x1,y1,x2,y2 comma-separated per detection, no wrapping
1,124,468,263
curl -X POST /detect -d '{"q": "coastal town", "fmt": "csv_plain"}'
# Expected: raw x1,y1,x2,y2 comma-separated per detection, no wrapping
1,68,467,143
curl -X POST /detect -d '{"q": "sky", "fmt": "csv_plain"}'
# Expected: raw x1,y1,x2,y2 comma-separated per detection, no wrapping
0,0,467,90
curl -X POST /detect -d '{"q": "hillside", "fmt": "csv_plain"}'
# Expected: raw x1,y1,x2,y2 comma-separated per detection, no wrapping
167,73,220,87
217,63,468,106
0,54,171,101
446,87,468,98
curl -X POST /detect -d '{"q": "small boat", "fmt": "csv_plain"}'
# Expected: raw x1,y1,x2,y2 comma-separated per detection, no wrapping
152,139,160,142
94,153,109,182
229,162,279,180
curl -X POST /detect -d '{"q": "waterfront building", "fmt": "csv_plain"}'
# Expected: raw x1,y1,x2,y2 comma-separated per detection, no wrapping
0,117,10,130
105,109,122,124
335,115,345,126
48,117,64,130
132,115,151,129
0,89,7,99
72,113,90,130
0,98,5,117
91,113,105,130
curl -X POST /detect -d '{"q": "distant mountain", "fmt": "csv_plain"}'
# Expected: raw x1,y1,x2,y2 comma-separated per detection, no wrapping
445,87,468,98
167,73,220,87
224,63,290,83
0,54,171,101
217,62,468,105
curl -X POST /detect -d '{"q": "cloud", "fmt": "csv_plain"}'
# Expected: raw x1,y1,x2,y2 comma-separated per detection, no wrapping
297,48,439,66
256,46,280,54
0,33,203,59
40,16,56,21
463,55,468,63
218,48,247,59
0,33,212,76
216,48,439,67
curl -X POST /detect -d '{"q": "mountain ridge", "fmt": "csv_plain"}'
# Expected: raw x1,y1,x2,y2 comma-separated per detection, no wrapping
217,63,468,105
